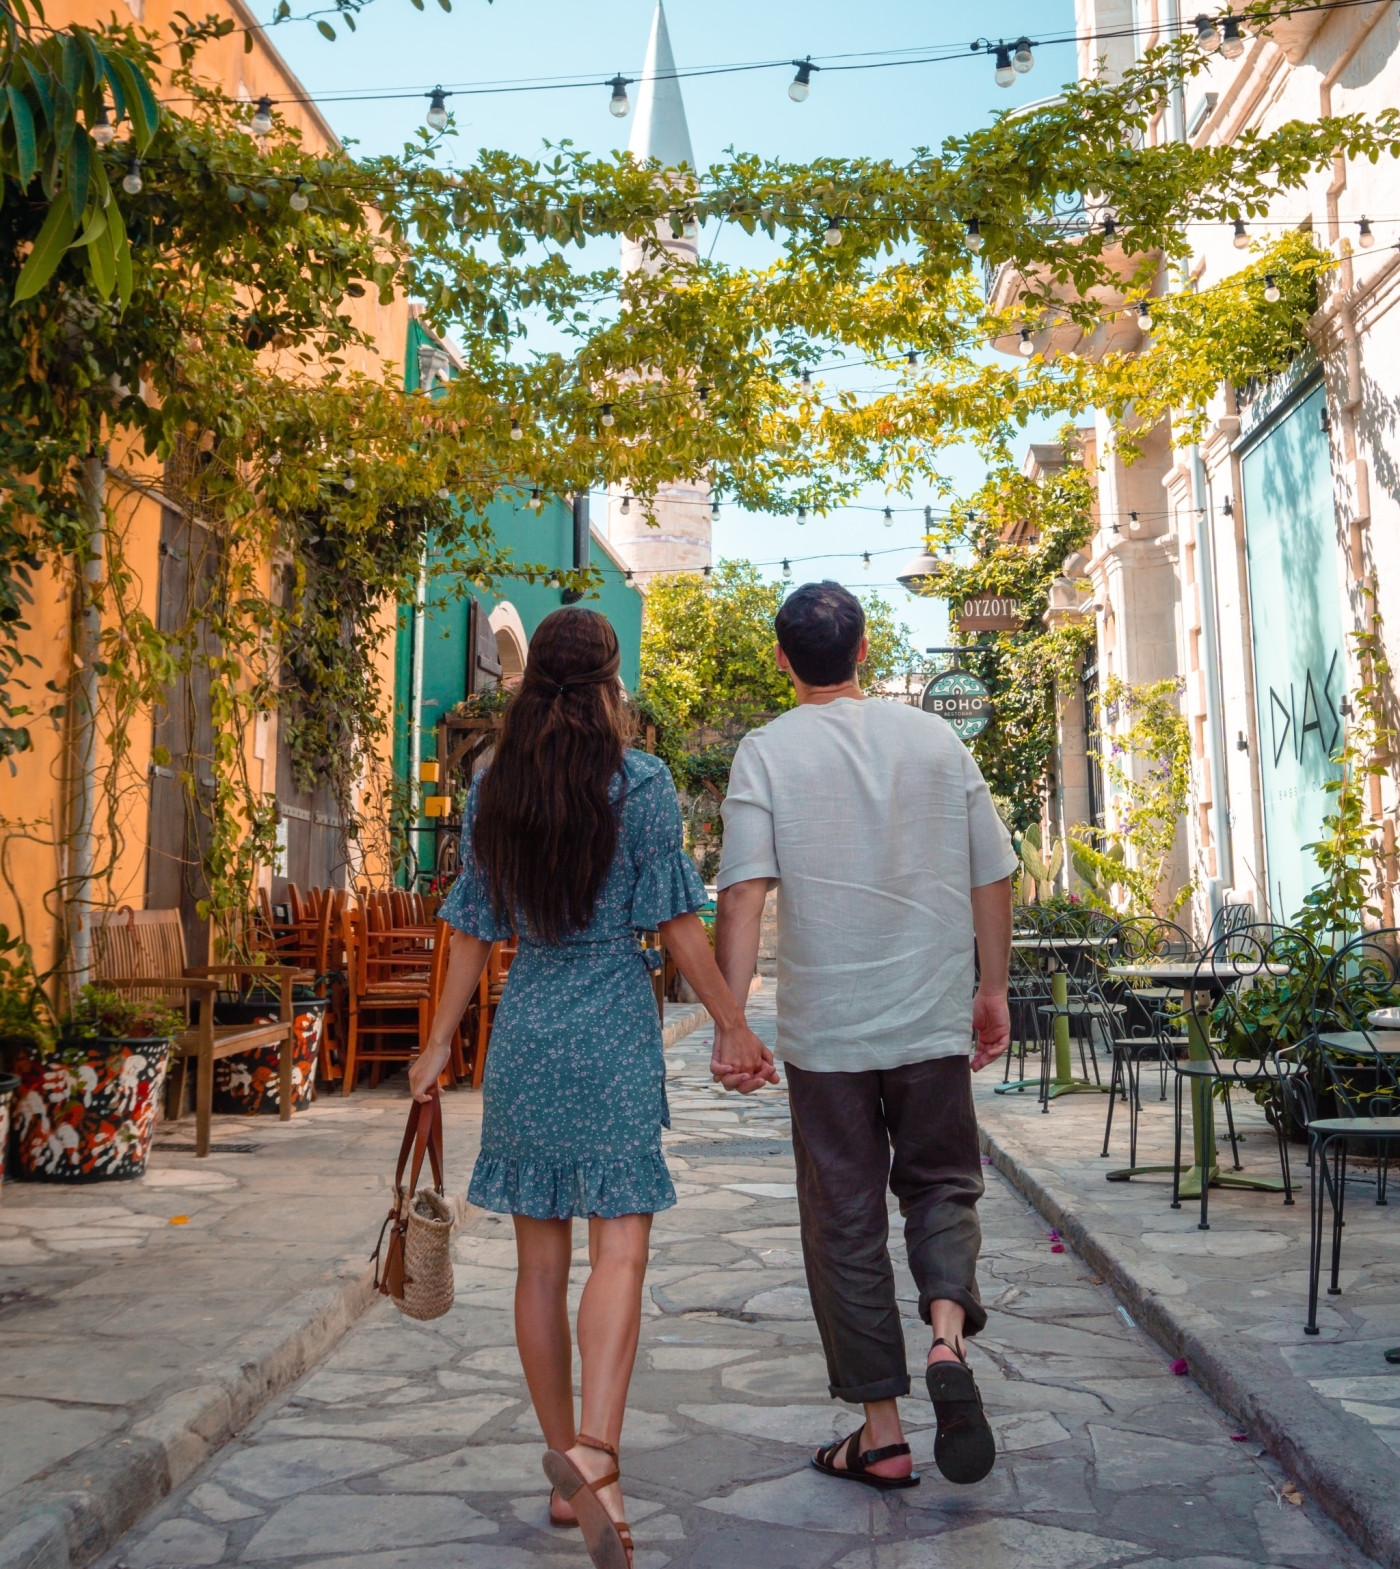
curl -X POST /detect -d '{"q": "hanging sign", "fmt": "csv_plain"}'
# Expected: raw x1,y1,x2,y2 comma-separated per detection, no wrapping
921,669,995,740
955,595,1026,633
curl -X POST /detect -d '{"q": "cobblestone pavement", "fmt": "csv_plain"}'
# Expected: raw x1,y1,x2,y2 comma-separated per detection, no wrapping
99,992,1373,1569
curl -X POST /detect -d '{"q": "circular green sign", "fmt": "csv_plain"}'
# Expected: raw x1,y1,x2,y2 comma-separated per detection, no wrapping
921,669,994,740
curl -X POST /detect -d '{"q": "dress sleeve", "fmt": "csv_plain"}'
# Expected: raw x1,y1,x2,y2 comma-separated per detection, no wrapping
716,737,779,888
628,763,707,929
437,776,515,941
961,742,1019,888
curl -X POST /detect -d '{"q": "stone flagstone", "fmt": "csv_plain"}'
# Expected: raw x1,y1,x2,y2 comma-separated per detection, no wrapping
242,1496,496,1560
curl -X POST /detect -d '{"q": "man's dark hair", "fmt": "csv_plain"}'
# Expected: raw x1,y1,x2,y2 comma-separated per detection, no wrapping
774,580,866,688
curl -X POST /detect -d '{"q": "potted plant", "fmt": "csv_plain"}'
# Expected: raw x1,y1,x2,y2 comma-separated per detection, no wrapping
0,924,51,1192
9,987,180,1183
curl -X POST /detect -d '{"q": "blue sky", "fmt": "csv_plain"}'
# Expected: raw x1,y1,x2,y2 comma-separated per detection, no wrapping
256,0,1076,649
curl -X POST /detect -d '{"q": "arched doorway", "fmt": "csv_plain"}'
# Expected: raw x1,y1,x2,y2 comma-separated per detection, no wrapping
488,602,529,684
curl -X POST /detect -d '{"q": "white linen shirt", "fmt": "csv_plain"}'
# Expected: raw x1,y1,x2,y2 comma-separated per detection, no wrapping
716,696,1017,1073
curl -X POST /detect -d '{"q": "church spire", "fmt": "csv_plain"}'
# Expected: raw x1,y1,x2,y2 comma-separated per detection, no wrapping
628,2,694,170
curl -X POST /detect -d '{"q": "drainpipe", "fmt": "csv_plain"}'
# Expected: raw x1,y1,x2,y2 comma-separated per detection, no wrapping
408,554,427,881
69,452,105,992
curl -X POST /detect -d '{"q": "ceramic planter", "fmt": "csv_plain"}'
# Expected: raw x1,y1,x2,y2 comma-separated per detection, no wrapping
210,994,326,1116
9,1038,170,1182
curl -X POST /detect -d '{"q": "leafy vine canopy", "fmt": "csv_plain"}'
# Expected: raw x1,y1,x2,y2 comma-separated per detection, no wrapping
0,0,1389,954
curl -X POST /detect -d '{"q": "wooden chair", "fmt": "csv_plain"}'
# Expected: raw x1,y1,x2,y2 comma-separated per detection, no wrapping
469,937,517,1090
92,908,304,1157
428,918,468,1086
340,901,433,1093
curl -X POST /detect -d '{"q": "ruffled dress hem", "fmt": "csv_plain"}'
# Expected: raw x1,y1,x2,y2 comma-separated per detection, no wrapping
468,1147,677,1220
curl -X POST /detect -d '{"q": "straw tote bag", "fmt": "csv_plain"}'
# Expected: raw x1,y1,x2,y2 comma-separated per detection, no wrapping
372,1085,455,1321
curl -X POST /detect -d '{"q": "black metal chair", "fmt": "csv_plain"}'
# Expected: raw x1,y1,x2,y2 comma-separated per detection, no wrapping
1168,926,1314,1229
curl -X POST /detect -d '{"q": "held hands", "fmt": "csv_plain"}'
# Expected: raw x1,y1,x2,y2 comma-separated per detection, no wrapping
710,1017,780,1094
970,989,1012,1073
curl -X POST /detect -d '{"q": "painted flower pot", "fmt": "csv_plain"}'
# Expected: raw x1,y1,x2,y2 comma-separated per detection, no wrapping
210,994,325,1116
8,1038,170,1183
0,1074,17,1191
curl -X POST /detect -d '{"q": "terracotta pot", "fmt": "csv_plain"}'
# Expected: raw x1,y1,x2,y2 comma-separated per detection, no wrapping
9,1038,170,1183
210,995,326,1116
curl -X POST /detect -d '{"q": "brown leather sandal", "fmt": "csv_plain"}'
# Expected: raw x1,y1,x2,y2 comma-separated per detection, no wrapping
542,1433,633,1569
548,1487,580,1528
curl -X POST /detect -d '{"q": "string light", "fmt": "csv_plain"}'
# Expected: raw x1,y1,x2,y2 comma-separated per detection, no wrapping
1018,327,1034,355
600,402,615,427
251,96,274,136
782,557,792,579
796,504,807,521
426,87,450,132
1263,274,1280,302
697,384,711,402
510,417,523,440
528,487,543,510
1128,510,1140,531
620,494,632,514
924,506,934,527
1101,213,1118,246
1194,13,1221,52
1222,496,1234,516
711,497,720,517
800,367,812,388
993,43,1016,88
824,215,843,247
906,349,919,367
608,74,632,117
90,105,115,147
289,179,310,211
862,551,871,569
883,506,894,525
1013,37,1035,73
965,217,982,253
122,159,143,196
1219,14,1245,59
789,57,817,102
1359,217,1376,249
1137,300,1153,332
437,487,451,500
1232,218,1249,249
682,212,699,239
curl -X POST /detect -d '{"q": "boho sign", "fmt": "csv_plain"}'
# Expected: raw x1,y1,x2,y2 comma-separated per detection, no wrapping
954,595,1026,633
921,670,995,740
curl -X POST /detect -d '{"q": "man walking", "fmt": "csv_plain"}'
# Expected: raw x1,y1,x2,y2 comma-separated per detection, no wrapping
710,580,1016,1489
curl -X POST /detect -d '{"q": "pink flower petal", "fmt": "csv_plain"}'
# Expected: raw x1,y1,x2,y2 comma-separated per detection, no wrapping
1170,1358,1189,1376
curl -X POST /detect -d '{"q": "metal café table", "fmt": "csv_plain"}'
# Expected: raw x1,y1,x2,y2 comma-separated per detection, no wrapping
1314,1006,1400,1062
997,935,1115,1101
1103,959,1289,1199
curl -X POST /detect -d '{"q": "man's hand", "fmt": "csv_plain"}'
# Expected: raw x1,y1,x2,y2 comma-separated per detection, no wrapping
711,1019,780,1094
970,990,1011,1073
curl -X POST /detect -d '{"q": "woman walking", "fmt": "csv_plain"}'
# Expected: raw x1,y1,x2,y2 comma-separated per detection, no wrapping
410,607,773,1569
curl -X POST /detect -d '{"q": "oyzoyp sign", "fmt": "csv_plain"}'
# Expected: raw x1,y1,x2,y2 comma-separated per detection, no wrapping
921,670,995,740
955,595,1025,633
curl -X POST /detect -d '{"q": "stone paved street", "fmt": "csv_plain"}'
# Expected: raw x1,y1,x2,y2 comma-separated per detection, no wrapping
95,991,1372,1569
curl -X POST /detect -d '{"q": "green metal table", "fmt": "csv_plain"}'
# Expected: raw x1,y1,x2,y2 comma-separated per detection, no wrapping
1104,960,1289,1198
997,935,1115,1102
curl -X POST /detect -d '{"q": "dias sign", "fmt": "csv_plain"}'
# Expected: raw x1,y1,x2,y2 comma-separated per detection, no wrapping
921,670,994,740
954,595,1026,633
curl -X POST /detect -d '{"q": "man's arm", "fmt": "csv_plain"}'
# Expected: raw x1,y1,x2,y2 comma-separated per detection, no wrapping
712,877,777,1090
969,876,1012,1072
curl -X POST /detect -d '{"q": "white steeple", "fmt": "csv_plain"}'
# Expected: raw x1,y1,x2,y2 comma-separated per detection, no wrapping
609,1,711,587
628,1,694,171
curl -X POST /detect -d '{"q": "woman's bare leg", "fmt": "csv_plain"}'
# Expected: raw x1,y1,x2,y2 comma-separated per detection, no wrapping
513,1216,577,1521
563,1212,653,1527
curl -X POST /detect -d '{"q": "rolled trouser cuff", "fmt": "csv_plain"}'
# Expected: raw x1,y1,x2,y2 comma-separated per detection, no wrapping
919,1283,987,1337
829,1371,912,1404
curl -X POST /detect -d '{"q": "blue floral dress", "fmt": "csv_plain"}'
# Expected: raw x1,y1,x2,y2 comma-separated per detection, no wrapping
439,750,706,1219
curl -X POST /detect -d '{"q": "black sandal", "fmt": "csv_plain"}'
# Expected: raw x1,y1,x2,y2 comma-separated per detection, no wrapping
811,1427,920,1491
925,1337,996,1484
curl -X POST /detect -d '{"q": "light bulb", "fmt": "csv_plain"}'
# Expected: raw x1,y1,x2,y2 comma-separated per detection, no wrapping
1219,15,1245,59
1137,301,1153,332
906,349,918,367
437,487,450,500
800,367,812,388
789,58,815,102
1101,213,1118,246
1359,217,1376,249
883,506,893,526
122,160,142,196
1013,37,1035,73
510,418,523,441
289,181,309,211
965,217,983,253
797,505,806,522
824,216,843,247
528,487,543,511
426,88,449,132
994,44,1015,88
251,96,274,136
343,473,356,491
600,402,615,427
90,105,115,147
711,498,719,518
620,494,631,515
1263,274,1280,302
1129,511,1140,531
1194,14,1221,53
608,74,631,117
1019,327,1035,355
924,506,933,526
862,551,871,570
698,384,711,403
1232,218,1249,249
682,213,698,239
782,557,792,579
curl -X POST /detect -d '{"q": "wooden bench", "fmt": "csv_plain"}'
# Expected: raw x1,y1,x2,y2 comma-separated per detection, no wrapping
92,908,307,1157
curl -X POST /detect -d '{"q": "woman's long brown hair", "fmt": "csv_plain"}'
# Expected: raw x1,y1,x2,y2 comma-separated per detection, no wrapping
473,607,633,943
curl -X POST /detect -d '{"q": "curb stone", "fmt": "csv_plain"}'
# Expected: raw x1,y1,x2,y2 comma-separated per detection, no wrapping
0,1267,376,1569
979,1119,1400,1569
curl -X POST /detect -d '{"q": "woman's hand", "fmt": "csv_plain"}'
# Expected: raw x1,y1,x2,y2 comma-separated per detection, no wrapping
410,929,493,1101
409,1039,452,1102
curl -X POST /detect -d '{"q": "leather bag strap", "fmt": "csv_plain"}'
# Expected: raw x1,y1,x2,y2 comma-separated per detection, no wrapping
393,1085,445,1200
